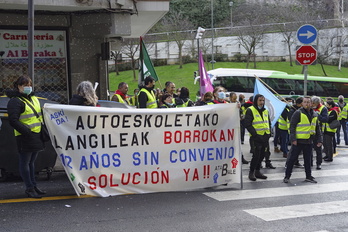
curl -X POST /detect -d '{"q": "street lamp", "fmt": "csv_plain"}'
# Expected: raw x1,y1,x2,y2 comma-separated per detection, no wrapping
211,0,215,69
195,27,206,58
229,1,233,28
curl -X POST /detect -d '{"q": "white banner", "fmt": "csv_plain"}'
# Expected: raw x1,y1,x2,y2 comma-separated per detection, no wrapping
0,30,66,59
43,103,242,197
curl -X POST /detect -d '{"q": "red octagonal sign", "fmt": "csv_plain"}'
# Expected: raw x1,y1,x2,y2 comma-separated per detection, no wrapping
296,45,317,65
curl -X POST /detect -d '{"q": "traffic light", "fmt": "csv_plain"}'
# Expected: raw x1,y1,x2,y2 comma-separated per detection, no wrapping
194,71,198,77
195,27,206,39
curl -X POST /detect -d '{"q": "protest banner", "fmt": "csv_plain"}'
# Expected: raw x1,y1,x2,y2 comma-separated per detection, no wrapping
43,103,242,197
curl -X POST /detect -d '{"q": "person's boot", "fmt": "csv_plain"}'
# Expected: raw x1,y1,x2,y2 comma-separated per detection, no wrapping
255,170,268,179
248,171,256,181
274,146,281,153
242,155,249,164
265,162,276,169
25,188,42,199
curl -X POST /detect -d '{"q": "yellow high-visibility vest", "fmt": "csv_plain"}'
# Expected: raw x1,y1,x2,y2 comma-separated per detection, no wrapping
15,97,42,136
250,106,270,135
113,94,129,105
296,112,318,139
139,88,158,108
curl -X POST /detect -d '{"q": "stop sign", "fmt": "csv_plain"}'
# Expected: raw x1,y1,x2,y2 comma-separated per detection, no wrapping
296,45,317,65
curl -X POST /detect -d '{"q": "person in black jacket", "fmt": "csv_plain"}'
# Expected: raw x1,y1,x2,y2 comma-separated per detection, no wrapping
322,100,339,162
284,96,322,183
244,94,273,181
6,76,46,198
69,81,98,106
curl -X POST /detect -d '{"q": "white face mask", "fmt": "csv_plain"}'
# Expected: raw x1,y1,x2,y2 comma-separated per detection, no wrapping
258,105,263,109
23,86,32,95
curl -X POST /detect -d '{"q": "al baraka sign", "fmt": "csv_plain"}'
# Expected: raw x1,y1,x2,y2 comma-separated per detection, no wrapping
0,30,66,59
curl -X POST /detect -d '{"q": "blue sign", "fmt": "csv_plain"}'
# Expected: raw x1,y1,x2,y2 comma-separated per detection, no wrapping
297,24,317,44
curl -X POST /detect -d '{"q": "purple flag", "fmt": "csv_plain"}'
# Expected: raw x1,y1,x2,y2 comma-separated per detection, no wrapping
199,50,214,97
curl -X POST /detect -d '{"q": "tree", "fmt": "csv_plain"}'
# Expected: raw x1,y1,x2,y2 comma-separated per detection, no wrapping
162,12,194,68
121,38,140,81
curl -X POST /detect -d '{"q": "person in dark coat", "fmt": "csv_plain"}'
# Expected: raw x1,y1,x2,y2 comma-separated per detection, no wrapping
69,81,98,106
244,94,273,181
6,76,46,198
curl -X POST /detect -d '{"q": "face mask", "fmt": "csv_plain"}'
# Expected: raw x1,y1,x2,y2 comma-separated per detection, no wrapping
23,86,32,95
218,92,226,99
167,102,174,106
339,99,343,103
258,105,263,109
287,102,292,107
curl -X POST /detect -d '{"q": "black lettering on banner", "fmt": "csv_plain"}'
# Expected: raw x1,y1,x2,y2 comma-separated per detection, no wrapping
100,115,109,128
111,115,120,128
76,116,84,130
221,163,228,176
122,115,132,128
87,115,97,129
133,115,142,127
175,114,183,127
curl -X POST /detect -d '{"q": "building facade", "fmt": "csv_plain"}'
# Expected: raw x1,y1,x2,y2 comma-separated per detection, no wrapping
0,0,169,103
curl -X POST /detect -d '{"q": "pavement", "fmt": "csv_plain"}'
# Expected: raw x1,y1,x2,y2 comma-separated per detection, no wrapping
0,132,347,200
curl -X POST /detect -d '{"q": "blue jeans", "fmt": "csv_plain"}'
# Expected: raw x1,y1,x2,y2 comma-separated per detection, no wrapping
336,120,348,145
285,143,312,179
279,129,289,155
19,151,38,190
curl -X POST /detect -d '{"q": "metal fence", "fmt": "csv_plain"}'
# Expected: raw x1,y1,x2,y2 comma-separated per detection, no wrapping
0,58,68,103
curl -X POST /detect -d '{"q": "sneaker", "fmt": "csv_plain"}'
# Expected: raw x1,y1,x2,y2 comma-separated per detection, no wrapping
283,177,290,183
294,161,303,168
305,176,317,183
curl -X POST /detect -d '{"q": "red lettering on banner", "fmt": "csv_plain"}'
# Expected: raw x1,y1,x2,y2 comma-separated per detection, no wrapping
87,170,170,190
164,129,234,144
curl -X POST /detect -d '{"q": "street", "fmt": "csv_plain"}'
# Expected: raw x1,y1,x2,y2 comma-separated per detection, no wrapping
1,135,348,232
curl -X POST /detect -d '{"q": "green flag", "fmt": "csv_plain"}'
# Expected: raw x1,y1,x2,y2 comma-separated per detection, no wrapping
138,37,159,87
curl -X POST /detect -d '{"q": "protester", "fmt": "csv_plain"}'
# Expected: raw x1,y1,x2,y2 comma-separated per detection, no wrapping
159,93,176,108
238,93,245,104
322,100,339,162
244,94,272,181
336,95,348,145
138,76,158,109
240,96,253,145
111,82,129,105
129,88,139,107
287,97,304,168
312,96,328,170
212,86,227,103
163,81,178,98
195,92,215,106
6,76,47,198
69,81,98,106
284,97,322,184
277,98,292,158
175,87,194,107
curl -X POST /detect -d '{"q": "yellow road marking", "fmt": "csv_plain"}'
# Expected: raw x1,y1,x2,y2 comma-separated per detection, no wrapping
0,194,94,204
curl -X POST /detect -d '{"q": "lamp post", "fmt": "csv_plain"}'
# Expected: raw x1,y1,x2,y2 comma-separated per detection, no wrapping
229,1,233,28
211,0,215,69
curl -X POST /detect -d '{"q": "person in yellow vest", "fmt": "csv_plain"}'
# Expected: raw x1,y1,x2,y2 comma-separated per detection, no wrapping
111,82,129,105
6,76,46,198
277,98,292,158
336,95,348,145
129,88,139,107
159,93,176,108
322,100,339,162
284,97,322,184
138,76,158,109
244,94,272,181
175,87,194,107
312,96,328,170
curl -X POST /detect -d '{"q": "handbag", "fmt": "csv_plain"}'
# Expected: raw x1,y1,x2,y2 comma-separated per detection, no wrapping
329,119,340,129
20,97,51,142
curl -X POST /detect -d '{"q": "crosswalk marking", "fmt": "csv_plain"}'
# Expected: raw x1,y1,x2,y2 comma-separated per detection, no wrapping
242,168,348,182
204,182,348,201
244,200,348,221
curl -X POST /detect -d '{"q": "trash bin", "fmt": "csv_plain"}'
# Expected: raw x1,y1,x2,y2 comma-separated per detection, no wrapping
0,96,57,181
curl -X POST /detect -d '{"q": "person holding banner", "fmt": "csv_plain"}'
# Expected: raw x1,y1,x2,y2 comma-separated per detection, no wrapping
244,94,272,181
284,97,322,184
138,76,158,109
111,82,130,105
6,76,46,198
69,81,98,106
